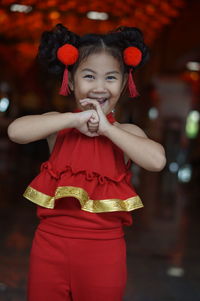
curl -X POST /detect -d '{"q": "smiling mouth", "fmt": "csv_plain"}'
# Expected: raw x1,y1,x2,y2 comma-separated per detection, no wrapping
93,98,108,105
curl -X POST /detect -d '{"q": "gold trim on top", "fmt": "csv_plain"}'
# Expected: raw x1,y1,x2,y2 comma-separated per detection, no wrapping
23,186,144,213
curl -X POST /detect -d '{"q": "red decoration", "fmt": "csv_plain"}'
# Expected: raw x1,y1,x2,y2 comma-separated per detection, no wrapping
57,44,79,96
128,68,139,98
59,67,70,96
123,46,142,67
57,44,79,66
123,47,141,97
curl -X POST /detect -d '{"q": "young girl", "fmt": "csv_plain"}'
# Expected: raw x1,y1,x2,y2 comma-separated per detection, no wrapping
8,24,166,301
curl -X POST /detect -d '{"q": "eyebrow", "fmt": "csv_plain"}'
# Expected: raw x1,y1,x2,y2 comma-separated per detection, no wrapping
81,68,120,75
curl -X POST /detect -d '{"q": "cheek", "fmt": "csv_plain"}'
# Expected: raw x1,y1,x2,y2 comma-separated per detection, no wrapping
111,83,123,96
74,79,90,96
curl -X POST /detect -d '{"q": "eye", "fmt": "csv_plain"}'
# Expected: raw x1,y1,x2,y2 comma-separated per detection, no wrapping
83,74,95,79
106,75,117,80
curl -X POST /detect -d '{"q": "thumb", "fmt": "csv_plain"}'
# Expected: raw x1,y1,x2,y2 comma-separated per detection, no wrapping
91,111,99,123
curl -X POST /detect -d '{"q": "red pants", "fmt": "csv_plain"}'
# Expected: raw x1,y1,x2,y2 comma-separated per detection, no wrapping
28,229,127,301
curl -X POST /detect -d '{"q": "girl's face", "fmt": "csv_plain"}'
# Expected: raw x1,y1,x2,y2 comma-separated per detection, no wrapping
70,51,127,114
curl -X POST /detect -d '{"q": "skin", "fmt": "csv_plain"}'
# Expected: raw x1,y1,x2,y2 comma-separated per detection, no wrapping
7,51,166,171
69,51,127,134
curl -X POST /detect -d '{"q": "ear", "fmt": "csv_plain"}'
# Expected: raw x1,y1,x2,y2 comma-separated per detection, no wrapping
68,72,74,91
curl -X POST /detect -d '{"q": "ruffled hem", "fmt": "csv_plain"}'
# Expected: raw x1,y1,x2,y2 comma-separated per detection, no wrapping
41,160,131,184
23,185,144,213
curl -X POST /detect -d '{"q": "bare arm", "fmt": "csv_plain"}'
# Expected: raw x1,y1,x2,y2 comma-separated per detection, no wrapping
80,99,166,172
7,110,100,145
7,112,77,144
109,123,166,171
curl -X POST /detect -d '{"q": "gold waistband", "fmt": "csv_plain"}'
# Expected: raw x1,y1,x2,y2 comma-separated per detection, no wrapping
23,186,143,213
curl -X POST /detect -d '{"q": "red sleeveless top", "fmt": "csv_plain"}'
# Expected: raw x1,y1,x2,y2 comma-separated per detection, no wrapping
23,113,143,239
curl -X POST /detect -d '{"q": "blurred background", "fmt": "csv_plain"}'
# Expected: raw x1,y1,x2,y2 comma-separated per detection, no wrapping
0,0,200,300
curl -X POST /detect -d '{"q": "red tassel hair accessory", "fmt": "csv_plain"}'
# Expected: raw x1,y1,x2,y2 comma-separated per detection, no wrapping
123,46,142,98
57,44,79,96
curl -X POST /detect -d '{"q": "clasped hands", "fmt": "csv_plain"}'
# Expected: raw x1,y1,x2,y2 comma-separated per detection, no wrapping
76,99,111,137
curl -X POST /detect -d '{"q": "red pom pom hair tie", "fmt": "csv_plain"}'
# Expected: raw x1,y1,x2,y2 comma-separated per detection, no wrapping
123,47,142,98
57,44,79,96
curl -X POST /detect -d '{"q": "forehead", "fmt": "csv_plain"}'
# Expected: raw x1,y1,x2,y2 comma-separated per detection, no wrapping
77,51,122,73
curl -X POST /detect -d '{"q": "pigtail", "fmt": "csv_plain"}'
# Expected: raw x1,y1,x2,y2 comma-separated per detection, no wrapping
109,26,150,97
38,24,80,75
115,26,150,69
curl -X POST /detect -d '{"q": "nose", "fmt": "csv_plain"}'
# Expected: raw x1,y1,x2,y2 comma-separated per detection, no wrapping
92,79,107,93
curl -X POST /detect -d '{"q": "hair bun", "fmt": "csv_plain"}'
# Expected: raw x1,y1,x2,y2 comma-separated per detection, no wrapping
114,26,149,68
38,24,80,75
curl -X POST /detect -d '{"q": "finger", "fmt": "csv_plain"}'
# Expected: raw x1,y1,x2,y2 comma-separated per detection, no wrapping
79,110,95,123
89,101,105,119
80,99,100,111
88,120,99,127
88,122,99,128
88,117,98,124
83,99,101,111
87,122,99,130
89,128,98,133
89,110,99,123
80,98,98,103
88,128,98,133
88,123,98,129
80,99,105,120
80,99,96,107
80,101,94,111
80,98,98,105
90,116,99,123
87,132,99,137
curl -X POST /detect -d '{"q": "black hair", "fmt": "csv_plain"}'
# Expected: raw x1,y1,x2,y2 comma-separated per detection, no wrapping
38,23,150,76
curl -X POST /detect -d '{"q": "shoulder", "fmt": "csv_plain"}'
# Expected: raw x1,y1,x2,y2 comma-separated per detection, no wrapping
114,122,147,138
